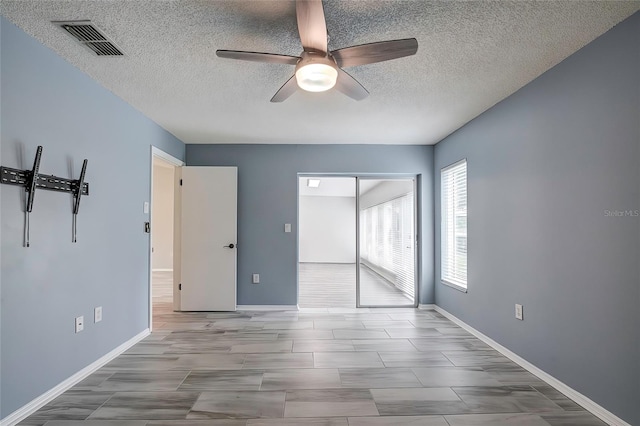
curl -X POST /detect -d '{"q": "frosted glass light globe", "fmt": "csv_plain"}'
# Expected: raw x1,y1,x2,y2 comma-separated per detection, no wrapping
295,63,338,92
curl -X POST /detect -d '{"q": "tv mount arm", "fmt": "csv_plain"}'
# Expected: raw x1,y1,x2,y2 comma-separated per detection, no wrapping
72,159,88,243
24,145,43,247
0,146,90,247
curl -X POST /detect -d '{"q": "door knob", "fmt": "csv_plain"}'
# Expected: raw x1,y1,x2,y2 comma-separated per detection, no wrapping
224,243,235,249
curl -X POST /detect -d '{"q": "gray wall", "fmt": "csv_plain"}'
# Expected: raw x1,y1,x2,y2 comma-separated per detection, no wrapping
187,144,434,306
299,195,356,264
0,18,185,418
434,12,639,425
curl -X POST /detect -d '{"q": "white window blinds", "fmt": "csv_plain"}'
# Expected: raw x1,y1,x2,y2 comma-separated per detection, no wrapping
360,193,415,298
441,160,467,289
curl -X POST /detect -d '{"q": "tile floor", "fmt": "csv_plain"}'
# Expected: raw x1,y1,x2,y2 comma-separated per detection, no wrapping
299,263,414,308
18,273,606,425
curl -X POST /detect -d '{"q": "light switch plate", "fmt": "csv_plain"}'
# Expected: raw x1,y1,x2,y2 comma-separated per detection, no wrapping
515,304,524,320
143,202,150,214
252,274,260,284
94,306,102,323
284,223,291,233
75,316,84,333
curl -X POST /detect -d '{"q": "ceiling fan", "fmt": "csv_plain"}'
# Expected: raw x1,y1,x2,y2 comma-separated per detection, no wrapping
216,0,418,102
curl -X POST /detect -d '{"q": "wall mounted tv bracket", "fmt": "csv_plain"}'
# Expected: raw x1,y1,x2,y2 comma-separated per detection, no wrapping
0,146,89,246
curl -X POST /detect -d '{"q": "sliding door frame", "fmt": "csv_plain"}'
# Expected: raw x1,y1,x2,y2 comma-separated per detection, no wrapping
356,176,418,308
297,173,420,309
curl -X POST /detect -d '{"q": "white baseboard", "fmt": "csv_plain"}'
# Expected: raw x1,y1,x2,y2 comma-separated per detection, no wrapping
152,268,173,272
434,306,630,426
236,305,299,311
418,304,436,310
0,329,150,426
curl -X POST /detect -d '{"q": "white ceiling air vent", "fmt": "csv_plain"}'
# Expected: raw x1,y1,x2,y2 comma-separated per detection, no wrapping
54,20,124,56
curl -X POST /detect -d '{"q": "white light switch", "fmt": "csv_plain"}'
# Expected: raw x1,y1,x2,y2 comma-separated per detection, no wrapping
515,304,524,320
75,316,84,333
284,223,291,233
94,306,103,323
252,274,260,284
143,202,150,214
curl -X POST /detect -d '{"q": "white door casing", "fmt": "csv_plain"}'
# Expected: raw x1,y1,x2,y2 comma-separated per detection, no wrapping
180,166,237,311
150,146,184,330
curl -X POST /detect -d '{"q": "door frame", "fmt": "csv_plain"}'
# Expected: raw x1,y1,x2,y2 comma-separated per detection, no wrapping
296,173,421,309
149,146,184,331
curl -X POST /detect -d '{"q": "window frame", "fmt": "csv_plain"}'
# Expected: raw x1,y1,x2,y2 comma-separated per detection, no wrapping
440,159,468,293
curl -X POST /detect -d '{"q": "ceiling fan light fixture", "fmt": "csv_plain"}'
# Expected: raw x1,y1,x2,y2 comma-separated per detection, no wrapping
217,0,418,101
295,62,337,92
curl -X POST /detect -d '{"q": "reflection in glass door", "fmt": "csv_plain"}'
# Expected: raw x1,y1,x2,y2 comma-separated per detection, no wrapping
357,178,416,307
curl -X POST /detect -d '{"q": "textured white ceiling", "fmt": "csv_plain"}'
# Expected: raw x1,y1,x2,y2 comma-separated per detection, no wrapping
1,1,638,145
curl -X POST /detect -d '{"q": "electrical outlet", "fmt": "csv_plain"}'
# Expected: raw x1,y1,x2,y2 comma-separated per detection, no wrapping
75,316,84,333
515,304,524,320
94,306,102,323
252,274,260,284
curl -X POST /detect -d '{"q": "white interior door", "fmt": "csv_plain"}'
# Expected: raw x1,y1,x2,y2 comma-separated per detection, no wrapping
180,166,237,311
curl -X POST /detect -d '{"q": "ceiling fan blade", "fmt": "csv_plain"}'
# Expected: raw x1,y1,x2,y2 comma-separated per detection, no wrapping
331,38,418,68
296,0,328,53
216,50,300,65
270,75,299,102
334,68,369,101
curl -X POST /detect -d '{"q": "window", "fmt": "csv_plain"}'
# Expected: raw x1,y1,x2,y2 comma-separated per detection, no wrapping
441,159,467,290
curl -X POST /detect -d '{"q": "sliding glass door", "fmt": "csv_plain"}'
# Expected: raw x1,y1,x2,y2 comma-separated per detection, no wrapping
357,178,417,307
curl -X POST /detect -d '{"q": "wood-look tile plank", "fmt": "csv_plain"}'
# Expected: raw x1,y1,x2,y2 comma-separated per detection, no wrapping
243,353,314,369
188,391,285,419
351,338,416,352
412,367,503,387
147,421,247,426
230,340,293,353
284,401,379,418
179,370,264,391
247,419,347,425
149,419,247,426
23,392,115,422
444,413,551,425
88,392,199,420
284,389,378,417
347,416,449,426
292,339,355,352
378,351,455,368
97,371,189,391
339,368,422,388
313,351,384,368
332,329,389,339
42,421,148,426
261,368,341,390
